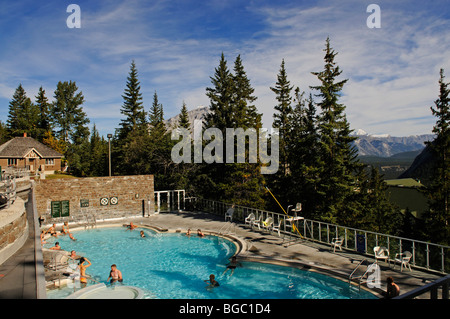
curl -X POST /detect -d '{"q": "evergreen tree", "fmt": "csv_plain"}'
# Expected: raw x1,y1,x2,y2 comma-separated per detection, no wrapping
270,59,293,175
423,69,450,245
178,101,190,131
288,91,321,218
118,60,146,139
35,86,52,141
310,37,362,224
199,53,265,207
50,80,89,144
7,84,40,137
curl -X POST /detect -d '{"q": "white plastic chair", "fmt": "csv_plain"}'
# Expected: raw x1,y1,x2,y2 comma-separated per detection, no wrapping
245,213,255,227
225,208,234,222
271,219,282,236
374,246,390,265
252,215,262,230
262,217,273,232
331,237,344,253
394,251,412,272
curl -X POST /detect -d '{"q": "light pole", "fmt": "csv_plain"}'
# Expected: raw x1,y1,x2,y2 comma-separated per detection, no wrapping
107,134,112,176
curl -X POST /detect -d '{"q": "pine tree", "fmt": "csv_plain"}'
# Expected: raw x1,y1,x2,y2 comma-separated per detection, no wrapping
310,37,362,224
51,80,89,144
178,101,190,130
423,69,450,245
288,91,321,218
118,60,146,139
7,84,40,137
35,86,52,141
270,59,293,175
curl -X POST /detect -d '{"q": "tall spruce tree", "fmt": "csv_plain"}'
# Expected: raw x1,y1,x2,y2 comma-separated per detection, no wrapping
178,101,190,131
310,37,361,224
270,59,293,176
118,60,147,139
423,69,450,245
35,86,52,141
199,53,265,207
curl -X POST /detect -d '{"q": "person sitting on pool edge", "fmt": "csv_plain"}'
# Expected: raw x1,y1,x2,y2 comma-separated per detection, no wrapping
107,264,123,285
204,274,219,288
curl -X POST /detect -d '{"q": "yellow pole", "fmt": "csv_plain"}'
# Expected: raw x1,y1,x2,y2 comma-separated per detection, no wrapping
265,187,303,239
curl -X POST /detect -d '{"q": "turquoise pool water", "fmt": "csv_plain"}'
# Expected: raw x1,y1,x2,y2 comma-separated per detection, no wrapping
45,227,377,299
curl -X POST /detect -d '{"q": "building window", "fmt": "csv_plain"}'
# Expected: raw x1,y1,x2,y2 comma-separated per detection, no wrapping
8,158,18,166
45,159,55,165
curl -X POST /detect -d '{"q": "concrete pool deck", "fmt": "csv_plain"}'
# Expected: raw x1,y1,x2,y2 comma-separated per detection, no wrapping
0,209,445,299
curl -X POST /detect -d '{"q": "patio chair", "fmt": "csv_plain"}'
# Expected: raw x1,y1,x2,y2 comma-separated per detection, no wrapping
252,215,262,230
271,219,282,236
262,217,273,232
225,208,234,222
374,246,390,265
394,251,412,272
331,237,344,253
244,213,255,227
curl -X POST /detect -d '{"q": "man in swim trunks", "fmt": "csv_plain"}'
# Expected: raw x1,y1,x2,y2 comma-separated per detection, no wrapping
222,256,241,276
107,264,123,285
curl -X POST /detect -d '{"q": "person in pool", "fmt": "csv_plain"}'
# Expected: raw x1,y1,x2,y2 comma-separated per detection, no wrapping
61,221,70,234
107,264,123,285
204,274,219,288
222,256,241,277
78,257,91,286
197,229,205,237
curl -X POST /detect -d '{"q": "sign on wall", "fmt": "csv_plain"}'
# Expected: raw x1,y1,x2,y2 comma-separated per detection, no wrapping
51,200,70,218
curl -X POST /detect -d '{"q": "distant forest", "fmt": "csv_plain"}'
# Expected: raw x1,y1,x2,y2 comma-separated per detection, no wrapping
1,38,448,246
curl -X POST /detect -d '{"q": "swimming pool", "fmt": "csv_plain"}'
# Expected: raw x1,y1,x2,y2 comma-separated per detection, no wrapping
44,226,377,299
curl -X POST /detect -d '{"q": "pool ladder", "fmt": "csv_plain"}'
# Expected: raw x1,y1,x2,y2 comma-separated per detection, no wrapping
218,222,236,235
83,213,97,229
348,259,376,290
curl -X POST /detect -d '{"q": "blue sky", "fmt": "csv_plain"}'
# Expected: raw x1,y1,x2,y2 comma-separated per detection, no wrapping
0,0,449,137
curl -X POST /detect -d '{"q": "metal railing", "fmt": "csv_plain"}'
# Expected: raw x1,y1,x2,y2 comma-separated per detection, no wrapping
0,176,17,209
193,198,450,274
394,274,450,299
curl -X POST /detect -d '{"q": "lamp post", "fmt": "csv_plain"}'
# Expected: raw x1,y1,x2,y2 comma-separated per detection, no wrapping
107,134,112,176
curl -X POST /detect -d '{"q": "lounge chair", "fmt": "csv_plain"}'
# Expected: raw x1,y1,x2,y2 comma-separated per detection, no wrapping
331,237,344,253
374,246,390,265
245,213,255,227
225,208,234,222
394,251,412,272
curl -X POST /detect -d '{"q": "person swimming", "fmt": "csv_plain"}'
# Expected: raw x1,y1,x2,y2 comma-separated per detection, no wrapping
204,274,219,288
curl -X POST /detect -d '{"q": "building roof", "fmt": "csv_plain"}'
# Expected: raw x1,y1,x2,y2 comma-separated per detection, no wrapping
0,136,63,159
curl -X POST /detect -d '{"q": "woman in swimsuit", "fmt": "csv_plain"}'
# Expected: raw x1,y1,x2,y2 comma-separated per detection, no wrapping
61,222,70,234
78,257,91,286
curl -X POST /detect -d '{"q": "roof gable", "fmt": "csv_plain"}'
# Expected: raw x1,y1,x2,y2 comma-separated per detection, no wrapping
0,137,63,158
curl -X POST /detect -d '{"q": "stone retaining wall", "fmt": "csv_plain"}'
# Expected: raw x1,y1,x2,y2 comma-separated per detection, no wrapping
0,197,28,265
34,175,154,223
